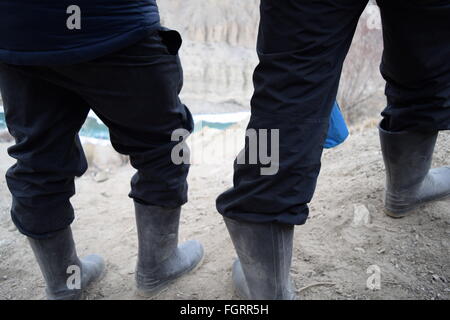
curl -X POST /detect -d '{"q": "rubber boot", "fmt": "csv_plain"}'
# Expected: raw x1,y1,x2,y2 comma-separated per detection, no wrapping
224,217,296,300
379,120,450,218
134,202,204,297
28,227,105,300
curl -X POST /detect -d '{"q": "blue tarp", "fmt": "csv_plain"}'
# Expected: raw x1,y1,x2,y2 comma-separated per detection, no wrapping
324,101,349,149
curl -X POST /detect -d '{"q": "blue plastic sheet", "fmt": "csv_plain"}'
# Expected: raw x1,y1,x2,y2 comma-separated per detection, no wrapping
324,101,349,149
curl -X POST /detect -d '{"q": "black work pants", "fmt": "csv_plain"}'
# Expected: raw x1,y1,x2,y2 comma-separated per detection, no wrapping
0,28,193,239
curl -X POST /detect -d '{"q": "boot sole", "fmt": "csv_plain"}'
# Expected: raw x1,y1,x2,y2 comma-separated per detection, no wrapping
231,259,297,300
135,253,205,299
232,277,298,300
384,193,450,218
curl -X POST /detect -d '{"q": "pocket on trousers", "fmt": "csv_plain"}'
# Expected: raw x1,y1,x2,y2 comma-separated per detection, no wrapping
157,28,183,56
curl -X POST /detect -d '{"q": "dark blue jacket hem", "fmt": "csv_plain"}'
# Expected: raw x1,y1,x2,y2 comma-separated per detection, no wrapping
0,23,160,66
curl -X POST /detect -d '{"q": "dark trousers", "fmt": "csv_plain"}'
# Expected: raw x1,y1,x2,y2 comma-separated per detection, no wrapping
216,0,450,225
0,28,193,239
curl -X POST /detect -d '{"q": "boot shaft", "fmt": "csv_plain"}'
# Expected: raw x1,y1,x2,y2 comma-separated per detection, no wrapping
134,202,181,271
28,228,83,299
133,202,204,297
378,121,450,216
224,217,295,300
379,121,438,192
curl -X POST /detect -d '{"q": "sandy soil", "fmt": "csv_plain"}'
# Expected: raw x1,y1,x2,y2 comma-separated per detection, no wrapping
0,122,449,300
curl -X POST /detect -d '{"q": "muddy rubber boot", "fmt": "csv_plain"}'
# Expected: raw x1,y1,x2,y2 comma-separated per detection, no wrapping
379,121,450,218
134,202,204,297
28,227,105,300
224,217,296,300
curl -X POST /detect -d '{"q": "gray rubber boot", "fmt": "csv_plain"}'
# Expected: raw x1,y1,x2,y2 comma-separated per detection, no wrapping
379,121,450,218
224,217,296,300
28,227,105,300
134,202,204,297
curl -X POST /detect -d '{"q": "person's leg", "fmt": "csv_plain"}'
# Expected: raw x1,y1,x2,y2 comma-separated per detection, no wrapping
378,0,450,133
50,28,203,297
217,0,368,299
377,0,450,217
0,65,90,238
0,64,104,299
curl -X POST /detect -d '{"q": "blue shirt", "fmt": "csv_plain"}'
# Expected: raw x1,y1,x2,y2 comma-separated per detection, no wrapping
0,0,160,65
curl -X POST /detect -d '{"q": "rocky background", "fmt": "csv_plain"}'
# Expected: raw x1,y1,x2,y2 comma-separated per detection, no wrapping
159,0,385,123
158,0,259,114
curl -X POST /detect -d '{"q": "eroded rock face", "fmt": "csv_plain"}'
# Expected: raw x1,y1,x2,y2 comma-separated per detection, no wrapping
159,0,260,114
178,41,257,114
159,0,259,48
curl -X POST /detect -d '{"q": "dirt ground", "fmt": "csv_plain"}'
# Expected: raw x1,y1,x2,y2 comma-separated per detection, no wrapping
0,122,449,300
